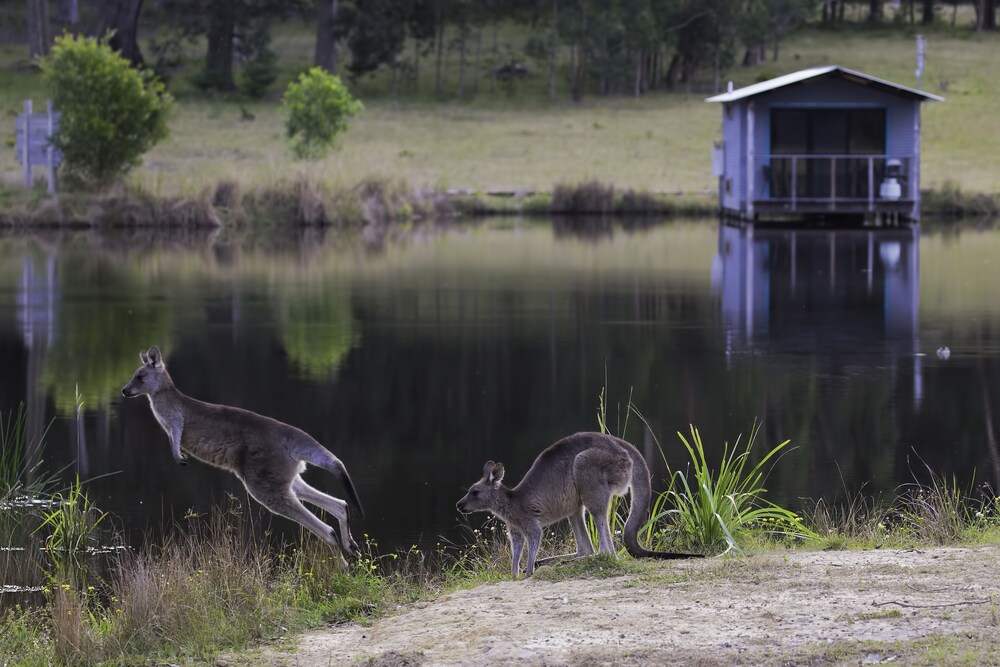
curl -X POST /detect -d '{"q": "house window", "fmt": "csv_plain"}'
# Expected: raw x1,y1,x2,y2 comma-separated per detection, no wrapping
725,178,732,194
770,108,886,155
769,108,887,199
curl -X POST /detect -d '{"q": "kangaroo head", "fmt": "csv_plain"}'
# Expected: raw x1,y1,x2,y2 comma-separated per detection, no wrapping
121,346,171,398
456,460,506,513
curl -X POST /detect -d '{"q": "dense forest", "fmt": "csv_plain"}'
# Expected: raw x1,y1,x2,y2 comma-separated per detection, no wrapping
10,0,1000,101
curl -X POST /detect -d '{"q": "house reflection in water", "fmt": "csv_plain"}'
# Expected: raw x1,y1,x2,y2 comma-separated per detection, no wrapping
712,223,923,404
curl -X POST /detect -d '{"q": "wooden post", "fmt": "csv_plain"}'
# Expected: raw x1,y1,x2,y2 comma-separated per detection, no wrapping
46,99,56,195
830,156,837,211
22,100,32,188
746,101,755,219
868,156,874,211
791,156,797,211
913,106,921,221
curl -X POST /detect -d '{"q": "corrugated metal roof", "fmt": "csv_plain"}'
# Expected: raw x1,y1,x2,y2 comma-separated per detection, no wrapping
705,65,943,103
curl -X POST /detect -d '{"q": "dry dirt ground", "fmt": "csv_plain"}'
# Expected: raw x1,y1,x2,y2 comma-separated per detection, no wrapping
253,546,1000,666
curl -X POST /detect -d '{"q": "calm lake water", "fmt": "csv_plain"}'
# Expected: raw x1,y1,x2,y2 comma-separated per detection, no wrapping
1,219,999,553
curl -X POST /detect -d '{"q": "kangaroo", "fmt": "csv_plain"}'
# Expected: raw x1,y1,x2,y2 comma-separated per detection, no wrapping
121,346,364,557
456,431,701,576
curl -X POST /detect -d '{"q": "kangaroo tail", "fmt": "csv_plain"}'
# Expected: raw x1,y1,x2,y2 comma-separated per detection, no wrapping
334,461,365,520
312,447,365,519
621,440,702,560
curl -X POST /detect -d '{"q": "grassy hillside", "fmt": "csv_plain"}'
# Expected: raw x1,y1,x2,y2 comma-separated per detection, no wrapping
0,23,997,200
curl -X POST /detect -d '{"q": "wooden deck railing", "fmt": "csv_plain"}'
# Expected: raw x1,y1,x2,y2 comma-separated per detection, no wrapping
762,155,913,212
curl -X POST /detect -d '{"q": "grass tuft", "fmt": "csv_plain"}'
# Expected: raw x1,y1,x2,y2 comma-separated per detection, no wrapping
653,423,816,554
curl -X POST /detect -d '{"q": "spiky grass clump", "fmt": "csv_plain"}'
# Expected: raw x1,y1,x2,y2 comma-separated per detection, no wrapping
654,425,815,554
802,490,891,549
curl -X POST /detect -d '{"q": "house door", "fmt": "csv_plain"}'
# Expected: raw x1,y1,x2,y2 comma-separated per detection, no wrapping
769,108,886,200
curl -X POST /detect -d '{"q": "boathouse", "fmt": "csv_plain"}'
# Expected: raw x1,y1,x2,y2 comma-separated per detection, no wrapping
706,66,942,223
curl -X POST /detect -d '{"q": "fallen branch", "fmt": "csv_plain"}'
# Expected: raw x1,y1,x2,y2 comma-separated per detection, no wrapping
872,598,992,609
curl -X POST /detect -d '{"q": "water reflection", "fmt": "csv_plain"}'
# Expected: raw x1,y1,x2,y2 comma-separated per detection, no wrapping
1,220,999,558
715,225,919,344
715,225,924,406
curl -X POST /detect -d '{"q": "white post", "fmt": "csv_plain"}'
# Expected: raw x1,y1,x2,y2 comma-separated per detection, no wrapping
22,99,32,188
746,101,755,220
791,156,797,211
868,156,874,212
913,106,921,221
46,99,56,195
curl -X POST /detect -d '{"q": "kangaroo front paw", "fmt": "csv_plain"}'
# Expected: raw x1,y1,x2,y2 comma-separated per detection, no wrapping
175,454,189,466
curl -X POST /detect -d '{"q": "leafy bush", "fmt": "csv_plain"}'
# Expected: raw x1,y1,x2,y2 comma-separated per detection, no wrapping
40,34,173,186
282,67,363,160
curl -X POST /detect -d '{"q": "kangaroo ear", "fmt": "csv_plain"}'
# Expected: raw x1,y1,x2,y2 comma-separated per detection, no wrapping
147,346,163,368
139,349,150,365
489,462,505,486
482,460,496,479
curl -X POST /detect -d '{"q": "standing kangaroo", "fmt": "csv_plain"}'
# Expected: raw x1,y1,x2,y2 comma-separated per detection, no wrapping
457,431,700,576
121,346,363,556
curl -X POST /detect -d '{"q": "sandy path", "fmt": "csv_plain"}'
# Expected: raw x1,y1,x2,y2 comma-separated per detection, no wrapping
261,546,1000,666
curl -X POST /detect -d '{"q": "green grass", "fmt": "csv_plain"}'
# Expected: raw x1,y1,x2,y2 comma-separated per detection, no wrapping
3,23,998,210
796,632,1000,666
2,435,1000,665
0,495,511,666
651,423,816,554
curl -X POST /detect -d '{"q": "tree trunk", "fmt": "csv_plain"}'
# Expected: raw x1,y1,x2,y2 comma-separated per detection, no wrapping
472,27,482,95
921,0,934,24
314,0,338,72
57,0,80,26
204,0,236,91
457,21,466,96
413,37,421,91
665,52,680,89
490,18,497,93
868,0,883,23
89,0,145,66
27,0,51,60
434,14,444,95
985,0,998,28
549,0,558,100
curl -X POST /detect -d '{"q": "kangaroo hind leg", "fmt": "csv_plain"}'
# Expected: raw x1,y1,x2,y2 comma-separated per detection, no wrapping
536,506,594,568
292,476,358,556
244,476,340,552
574,449,628,556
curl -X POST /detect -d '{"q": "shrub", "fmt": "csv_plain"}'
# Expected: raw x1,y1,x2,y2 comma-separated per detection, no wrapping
40,34,172,187
653,424,815,554
282,67,363,160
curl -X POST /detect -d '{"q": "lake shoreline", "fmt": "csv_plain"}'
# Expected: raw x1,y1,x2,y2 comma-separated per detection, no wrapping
1,178,996,228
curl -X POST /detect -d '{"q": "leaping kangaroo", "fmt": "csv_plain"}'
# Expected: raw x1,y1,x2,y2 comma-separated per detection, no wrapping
457,431,701,576
121,346,363,556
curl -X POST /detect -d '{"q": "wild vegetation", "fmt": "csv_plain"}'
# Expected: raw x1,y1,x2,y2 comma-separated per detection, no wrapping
40,33,173,186
2,4,1000,223
3,396,999,665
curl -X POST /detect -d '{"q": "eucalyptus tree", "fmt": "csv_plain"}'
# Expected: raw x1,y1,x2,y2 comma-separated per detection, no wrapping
89,0,146,65
27,0,51,59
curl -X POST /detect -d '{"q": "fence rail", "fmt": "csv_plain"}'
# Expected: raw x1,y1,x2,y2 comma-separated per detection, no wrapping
762,154,913,212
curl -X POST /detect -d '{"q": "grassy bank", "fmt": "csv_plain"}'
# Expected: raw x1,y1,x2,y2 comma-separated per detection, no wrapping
2,25,1000,224
3,412,1000,665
